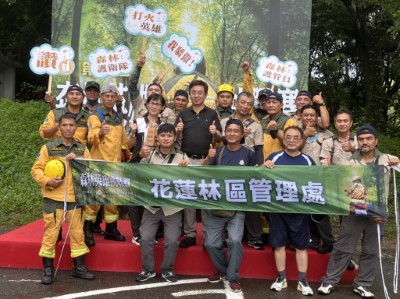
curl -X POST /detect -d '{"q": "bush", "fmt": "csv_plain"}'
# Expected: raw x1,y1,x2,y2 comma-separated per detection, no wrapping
0,99,47,227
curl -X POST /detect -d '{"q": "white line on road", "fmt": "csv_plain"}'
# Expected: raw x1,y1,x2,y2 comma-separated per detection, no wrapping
42,278,211,299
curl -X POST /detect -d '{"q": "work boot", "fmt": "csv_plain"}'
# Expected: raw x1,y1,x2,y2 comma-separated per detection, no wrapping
71,255,95,280
104,221,126,241
83,220,95,246
41,257,55,285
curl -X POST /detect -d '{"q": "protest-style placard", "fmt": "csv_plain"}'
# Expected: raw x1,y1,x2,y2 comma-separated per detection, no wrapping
256,55,298,89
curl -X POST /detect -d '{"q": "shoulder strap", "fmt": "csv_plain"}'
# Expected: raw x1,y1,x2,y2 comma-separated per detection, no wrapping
217,147,225,165
95,108,105,122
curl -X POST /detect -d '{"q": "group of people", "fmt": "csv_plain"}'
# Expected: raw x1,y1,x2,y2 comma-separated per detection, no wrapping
30,56,399,298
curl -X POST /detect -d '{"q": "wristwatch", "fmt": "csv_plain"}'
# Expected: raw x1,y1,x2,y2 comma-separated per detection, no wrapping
317,102,326,107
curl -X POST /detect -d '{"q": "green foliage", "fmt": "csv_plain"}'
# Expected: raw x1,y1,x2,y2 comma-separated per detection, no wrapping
0,99,48,227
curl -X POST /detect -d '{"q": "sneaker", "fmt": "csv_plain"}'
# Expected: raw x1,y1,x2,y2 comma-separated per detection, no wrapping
247,240,264,250
318,282,334,295
270,277,287,291
207,272,227,283
132,236,141,246
297,281,313,296
229,280,242,293
162,271,178,283
179,237,196,248
353,286,375,298
135,271,155,282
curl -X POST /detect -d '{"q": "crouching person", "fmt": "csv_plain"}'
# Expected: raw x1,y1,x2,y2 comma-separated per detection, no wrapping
31,114,95,285
135,123,190,283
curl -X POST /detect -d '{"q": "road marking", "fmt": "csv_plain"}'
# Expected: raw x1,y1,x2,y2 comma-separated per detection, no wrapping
172,281,244,298
42,278,210,299
9,279,41,282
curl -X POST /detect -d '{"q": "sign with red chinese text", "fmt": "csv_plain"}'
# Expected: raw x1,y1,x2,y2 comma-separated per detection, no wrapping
124,4,168,38
29,43,75,76
256,55,298,89
88,45,134,79
161,33,203,74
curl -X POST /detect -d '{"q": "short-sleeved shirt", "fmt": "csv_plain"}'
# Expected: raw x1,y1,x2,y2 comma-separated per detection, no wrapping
267,150,316,166
209,146,257,166
140,147,190,216
175,106,222,156
220,113,263,151
319,132,357,165
302,128,333,165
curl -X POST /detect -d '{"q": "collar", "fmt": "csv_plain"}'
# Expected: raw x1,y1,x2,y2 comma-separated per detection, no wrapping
53,137,79,148
351,148,382,161
333,132,356,140
155,146,178,156
262,111,284,122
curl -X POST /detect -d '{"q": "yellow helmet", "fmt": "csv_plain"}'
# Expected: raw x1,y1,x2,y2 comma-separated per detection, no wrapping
217,84,234,96
44,159,65,179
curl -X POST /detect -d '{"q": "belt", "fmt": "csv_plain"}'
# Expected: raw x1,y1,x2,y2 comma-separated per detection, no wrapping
186,153,207,159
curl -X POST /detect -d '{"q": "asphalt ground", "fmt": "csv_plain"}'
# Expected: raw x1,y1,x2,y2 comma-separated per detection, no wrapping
0,257,397,299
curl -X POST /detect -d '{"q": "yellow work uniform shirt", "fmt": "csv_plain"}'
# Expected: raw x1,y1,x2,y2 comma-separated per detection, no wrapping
87,107,128,162
31,138,91,202
260,112,297,159
39,107,89,145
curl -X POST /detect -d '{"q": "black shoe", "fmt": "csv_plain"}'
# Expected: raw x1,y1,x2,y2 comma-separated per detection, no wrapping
84,220,95,247
41,257,55,285
317,243,333,254
104,222,126,242
71,256,95,280
179,237,196,248
93,222,104,235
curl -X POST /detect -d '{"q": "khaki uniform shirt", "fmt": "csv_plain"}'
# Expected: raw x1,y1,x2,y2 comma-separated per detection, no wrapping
302,129,333,165
320,132,357,165
140,147,190,216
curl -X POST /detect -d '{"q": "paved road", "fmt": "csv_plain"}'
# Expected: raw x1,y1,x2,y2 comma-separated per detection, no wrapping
0,260,397,299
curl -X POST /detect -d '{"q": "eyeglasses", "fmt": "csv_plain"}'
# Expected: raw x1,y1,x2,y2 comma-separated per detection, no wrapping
148,102,163,107
284,135,301,141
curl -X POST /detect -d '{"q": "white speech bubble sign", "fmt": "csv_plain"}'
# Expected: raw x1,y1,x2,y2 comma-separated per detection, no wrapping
88,45,134,79
124,4,167,38
29,43,75,76
256,55,298,88
161,33,203,74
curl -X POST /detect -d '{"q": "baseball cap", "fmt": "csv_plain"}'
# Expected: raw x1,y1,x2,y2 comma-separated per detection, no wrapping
66,84,84,94
258,88,272,99
356,124,378,137
85,81,100,92
217,84,234,95
267,92,283,103
296,90,312,100
100,84,118,95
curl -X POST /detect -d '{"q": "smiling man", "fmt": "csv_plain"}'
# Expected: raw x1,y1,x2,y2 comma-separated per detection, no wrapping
203,118,257,293
40,84,89,145
264,126,315,296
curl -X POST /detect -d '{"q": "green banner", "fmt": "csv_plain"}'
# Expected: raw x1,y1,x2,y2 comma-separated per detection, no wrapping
70,159,387,217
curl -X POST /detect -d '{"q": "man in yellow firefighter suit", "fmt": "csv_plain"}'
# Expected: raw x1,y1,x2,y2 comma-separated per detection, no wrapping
31,113,95,285
85,84,129,244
